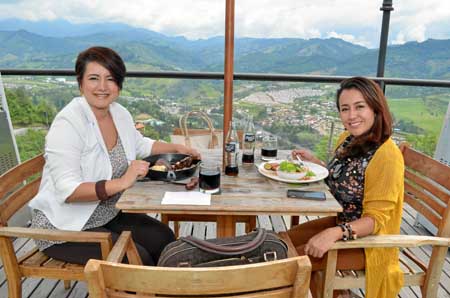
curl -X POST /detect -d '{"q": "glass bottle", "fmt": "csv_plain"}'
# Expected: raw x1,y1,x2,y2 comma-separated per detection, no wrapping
242,115,255,163
225,120,239,176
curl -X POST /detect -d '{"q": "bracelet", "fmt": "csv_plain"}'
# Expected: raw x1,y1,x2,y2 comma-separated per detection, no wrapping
345,223,357,240
345,223,353,240
95,180,109,201
337,223,348,241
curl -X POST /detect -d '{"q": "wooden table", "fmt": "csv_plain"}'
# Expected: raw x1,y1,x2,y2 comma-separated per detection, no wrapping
116,150,342,237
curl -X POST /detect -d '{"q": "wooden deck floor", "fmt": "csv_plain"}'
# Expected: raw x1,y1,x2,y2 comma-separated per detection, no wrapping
1,204,450,298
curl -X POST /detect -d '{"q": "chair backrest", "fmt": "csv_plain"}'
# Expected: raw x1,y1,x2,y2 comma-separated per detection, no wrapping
85,256,312,298
0,153,44,226
400,143,450,237
400,143,450,297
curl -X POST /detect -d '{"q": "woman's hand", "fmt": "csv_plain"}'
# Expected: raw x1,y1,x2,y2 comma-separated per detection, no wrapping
120,160,150,190
175,144,201,160
292,148,317,163
304,226,342,258
292,148,326,166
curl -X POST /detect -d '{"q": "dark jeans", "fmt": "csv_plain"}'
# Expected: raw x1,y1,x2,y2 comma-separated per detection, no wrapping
44,212,175,266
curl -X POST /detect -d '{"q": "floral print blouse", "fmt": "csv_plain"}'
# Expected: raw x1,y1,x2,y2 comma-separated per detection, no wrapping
325,135,379,223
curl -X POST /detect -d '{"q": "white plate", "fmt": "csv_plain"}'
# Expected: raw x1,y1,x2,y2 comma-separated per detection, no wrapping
257,160,329,183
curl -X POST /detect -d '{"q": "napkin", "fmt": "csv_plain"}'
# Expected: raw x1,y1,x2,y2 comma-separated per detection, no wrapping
161,191,211,205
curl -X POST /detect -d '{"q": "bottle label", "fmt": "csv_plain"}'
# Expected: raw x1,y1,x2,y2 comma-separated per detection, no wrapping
225,142,236,152
244,133,255,142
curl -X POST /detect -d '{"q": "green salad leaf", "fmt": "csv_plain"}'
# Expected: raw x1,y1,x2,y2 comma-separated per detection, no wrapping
279,161,307,173
305,170,316,177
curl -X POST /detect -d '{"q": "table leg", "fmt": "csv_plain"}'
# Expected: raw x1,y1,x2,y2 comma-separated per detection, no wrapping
291,215,300,227
246,216,257,233
161,214,179,237
217,216,236,238
161,214,169,225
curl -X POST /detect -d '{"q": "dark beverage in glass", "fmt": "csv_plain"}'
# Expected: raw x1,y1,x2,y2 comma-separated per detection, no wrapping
242,153,255,163
261,135,278,161
199,171,220,194
225,165,239,176
261,148,277,160
199,163,221,194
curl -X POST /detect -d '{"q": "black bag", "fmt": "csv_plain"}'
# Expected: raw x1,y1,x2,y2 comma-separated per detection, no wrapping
157,228,288,267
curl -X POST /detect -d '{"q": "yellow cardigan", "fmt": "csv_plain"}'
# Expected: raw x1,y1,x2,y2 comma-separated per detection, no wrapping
336,132,404,298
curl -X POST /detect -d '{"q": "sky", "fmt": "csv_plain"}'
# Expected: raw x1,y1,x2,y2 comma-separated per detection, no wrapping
0,0,449,48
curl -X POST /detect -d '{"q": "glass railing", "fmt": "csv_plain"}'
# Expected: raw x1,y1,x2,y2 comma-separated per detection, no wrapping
1,70,449,162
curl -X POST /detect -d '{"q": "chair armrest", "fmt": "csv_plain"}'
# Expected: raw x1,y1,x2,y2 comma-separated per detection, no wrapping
107,231,130,263
107,231,143,265
0,226,111,243
330,234,450,250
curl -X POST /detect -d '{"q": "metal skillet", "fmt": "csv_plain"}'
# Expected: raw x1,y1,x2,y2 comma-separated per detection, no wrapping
143,153,201,181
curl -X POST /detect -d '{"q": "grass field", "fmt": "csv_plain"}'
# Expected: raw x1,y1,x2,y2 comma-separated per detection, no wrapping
388,96,449,136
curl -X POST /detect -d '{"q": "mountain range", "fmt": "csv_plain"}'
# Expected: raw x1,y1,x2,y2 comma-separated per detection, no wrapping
0,18,449,80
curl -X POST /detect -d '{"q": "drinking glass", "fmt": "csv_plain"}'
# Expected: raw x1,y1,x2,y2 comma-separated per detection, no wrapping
261,135,278,161
255,130,264,149
254,130,264,159
199,162,221,194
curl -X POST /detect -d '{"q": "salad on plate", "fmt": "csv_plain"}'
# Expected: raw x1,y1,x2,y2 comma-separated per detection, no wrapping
264,160,316,181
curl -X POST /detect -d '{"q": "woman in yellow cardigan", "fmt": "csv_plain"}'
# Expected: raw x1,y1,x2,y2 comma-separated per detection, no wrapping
288,76,404,298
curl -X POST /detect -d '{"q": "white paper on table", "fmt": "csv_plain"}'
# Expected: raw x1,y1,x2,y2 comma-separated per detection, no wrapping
161,191,211,205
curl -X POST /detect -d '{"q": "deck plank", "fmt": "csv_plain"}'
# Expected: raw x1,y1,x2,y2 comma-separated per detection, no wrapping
47,280,74,298
258,214,272,230
21,277,45,297
66,281,88,298
205,222,216,239
271,215,288,232
28,278,60,298
192,221,206,239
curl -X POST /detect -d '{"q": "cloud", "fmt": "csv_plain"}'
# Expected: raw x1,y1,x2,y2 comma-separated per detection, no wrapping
392,32,405,45
326,31,371,48
0,0,449,47
389,0,450,45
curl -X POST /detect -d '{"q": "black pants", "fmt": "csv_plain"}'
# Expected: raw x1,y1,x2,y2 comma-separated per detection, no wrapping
43,212,175,266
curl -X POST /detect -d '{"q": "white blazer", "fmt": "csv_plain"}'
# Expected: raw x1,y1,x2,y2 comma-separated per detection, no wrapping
28,96,154,231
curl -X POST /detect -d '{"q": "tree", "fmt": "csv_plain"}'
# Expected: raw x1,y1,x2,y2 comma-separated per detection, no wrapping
15,129,46,161
405,134,437,156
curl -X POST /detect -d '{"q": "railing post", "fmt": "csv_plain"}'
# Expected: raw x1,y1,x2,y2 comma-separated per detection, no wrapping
377,0,394,93
223,0,235,169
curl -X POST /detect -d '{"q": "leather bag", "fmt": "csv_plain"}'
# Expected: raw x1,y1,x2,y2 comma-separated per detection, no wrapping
157,228,288,267
170,111,223,149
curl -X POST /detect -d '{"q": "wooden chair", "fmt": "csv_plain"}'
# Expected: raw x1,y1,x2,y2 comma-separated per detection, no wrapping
319,142,450,298
85,232,312,298
0,154,141,298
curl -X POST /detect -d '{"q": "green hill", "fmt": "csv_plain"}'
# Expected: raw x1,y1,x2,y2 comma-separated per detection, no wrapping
1,29,450,80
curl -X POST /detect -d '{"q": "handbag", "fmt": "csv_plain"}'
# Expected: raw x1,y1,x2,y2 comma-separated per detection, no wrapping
157,228,288,267
170,111,223,149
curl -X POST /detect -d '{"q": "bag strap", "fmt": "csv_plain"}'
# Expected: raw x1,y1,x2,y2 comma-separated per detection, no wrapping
179,111,218,149
180,228,267,256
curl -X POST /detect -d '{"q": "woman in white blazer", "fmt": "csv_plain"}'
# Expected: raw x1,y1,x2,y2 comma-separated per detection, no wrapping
29,46,199,265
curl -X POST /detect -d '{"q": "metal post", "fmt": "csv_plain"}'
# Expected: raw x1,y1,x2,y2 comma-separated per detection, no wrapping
223,0,235,168
376,0,394,93
326,121,335,163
